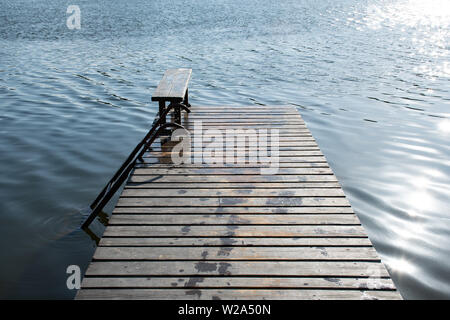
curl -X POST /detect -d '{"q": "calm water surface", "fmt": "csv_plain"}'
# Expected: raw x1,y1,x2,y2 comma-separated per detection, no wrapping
0,0,449,299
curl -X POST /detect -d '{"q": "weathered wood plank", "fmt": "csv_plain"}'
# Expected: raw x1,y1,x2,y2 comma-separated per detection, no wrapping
160,136,315,142
190,110,299,113
93,247,379,261
148,148,322,154
189,112,300,115
125,182,341,188
188,116,302,120
81,276,396,290
103,225,365,237
112,206,354,214
84,261,390,277
142,157,332,164
166,129,314,134
190,107,295,110
116,197,350,207
99,237,371,247
189,107,296,112
182,125,309,129
108,214,359,225
145,152,324,158
183,117,305,121
133,167,332,175
120,188,344,198
76,288,401,300
128,175,339,183
182,120,305,124
137,163,329,168
149,140,319,146
152,69,191,101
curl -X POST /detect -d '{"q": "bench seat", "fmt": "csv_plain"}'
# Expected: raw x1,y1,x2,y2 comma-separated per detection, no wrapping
151,68,192,125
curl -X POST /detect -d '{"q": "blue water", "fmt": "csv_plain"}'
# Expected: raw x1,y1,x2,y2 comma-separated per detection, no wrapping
0,0,449,299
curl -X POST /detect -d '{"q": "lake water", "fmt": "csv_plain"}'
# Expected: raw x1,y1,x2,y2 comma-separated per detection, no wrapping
0,0,449,299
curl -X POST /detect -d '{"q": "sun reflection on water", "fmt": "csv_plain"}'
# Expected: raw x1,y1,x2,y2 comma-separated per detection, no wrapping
438,119,450,134
364,0,450,78
366,0,450,29
405,176,437,217
386,256,417,275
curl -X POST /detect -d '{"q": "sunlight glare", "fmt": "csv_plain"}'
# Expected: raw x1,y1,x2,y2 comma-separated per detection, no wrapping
438,119,450,134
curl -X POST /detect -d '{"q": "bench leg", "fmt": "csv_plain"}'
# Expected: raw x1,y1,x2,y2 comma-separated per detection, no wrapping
174,105,181,125
159,101,166,124
184,88,191,108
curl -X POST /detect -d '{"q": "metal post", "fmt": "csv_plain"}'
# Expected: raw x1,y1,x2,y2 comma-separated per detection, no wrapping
184,89,191,108
174,103,181,125
159,100,166,124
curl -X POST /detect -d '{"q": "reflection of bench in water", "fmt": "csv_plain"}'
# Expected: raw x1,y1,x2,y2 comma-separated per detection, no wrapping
76,69,402,300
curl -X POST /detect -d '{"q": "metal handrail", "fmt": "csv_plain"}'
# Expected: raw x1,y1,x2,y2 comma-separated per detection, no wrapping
81,104,188,229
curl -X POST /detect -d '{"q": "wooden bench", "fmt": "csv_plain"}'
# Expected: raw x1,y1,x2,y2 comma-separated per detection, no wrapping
151,68,192,125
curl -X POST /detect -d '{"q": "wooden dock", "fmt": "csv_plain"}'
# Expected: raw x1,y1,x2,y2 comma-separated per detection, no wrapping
76,105,401,300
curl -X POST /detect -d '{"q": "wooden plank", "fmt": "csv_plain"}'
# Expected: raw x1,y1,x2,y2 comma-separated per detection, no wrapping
182,125,308,129
103,225,365,237
137,163,328,168
120,188,345,198
184,118,303,122
188,113,300,116
150,145,320,150
189,107,296,112
93,247,379,261
190,107,295,109
151,146,320,150
167,135,315,140
152,69,191,101
188,116,302,119
146,148,322,154
84,261,390,277
144,151,324,157
149,148,321,153
163,129,314,134
182,119,305,124
99,237,371,247
128,175,339,183
76,289,401,300
142,157,331,164
112,207,354,214
125,182,341,188
145,152,324,158
184,116,305,120
190,110,300,113
162,137,316,142
157,137,318,142
116,197,350,207
108,214,360,225
81,276,396,290
132,167,332,175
